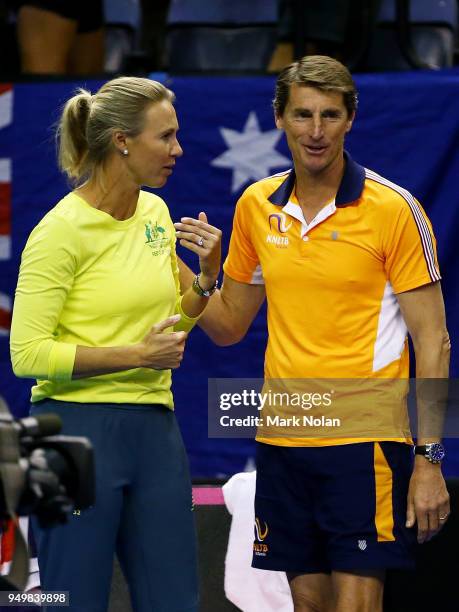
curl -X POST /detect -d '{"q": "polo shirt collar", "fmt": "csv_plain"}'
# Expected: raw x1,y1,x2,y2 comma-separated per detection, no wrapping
268,151,365,208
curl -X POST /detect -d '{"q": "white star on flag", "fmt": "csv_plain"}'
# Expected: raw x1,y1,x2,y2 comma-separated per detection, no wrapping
211,111,291,193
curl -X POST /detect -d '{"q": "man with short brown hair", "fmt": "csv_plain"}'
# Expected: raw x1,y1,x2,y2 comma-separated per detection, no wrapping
176,55,450,611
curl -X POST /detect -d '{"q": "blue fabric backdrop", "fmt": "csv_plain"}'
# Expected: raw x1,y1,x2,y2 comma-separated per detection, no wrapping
0,70,458,477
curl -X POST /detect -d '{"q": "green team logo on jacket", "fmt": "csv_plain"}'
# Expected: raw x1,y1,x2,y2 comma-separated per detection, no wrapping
145,220,169,256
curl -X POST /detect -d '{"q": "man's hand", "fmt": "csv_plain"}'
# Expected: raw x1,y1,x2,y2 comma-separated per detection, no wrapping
138,314,187,370
406,460,450,543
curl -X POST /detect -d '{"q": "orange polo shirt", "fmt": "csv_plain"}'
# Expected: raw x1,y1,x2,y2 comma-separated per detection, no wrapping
223,153,441,446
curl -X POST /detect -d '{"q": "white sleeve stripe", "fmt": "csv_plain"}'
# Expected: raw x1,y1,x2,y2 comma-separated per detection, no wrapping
365,169,441,282
250,264,265,285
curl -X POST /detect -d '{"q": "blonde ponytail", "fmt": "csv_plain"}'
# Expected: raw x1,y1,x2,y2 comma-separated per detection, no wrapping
57,89,92,184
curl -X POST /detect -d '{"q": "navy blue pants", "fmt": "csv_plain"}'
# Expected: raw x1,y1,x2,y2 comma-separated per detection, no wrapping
30,400,198,612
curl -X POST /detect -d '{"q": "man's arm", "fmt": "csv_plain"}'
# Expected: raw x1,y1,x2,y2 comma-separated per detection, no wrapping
178,258,265,346
396,280,451,543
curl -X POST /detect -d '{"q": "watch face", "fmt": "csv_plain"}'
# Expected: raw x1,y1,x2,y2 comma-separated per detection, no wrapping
428,444,446,462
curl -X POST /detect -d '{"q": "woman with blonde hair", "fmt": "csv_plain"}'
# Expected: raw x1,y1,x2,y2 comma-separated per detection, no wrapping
10,76,221,611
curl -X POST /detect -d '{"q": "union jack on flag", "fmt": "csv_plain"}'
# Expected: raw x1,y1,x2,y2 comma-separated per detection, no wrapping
0,84,12,336
0,292,11,337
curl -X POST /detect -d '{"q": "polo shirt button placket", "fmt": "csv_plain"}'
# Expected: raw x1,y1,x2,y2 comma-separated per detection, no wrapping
300,233,309,257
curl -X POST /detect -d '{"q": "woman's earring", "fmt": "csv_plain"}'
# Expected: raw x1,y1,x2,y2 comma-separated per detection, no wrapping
123,149,129,156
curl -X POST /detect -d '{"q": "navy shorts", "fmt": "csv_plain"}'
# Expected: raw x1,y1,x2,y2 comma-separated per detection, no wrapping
14,0,103,33
30,400,198,612
252,441,417,573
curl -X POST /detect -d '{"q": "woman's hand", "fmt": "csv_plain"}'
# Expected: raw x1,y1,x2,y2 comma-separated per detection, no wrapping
71,315,187,378
137,315,187,370
174,212,221,289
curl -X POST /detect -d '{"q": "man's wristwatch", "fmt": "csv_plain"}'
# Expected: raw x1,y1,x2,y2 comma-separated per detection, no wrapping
192,274,218,297
414,443,446,464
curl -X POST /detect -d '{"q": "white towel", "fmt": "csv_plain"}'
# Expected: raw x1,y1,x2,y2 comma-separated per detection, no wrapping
222,471,293,612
